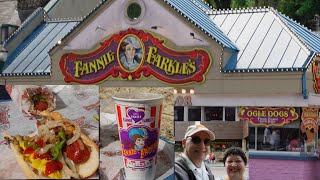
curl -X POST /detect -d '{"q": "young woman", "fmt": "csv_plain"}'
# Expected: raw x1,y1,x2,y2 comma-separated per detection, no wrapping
119,36,142,71
128,128,148,151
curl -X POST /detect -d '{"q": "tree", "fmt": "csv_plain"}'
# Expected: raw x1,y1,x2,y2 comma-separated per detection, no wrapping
204,0,319,31
279,0,320,29
204,0,232,9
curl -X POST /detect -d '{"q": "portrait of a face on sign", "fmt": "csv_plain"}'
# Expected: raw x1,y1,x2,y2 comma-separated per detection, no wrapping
119,35,143,71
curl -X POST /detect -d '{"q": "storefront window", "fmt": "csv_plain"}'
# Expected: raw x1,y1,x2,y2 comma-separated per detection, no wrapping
225,107,236,121
205,107,223,121
249,121,305,152
175,141,183,152
174,106,184,121
188,106,201,121
211,140,242,152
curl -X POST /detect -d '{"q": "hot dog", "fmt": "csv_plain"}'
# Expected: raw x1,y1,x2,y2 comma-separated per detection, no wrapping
27,87,56,114
3,111,98,179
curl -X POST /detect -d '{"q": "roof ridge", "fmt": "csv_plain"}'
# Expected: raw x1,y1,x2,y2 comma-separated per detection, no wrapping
190,0,213,12
48,0,108,54
197,0,214,9
270,8,311,54
207,6,270,15
0,72,50,77
164,0,238,51
45,17,83,23
273,8,320,55
4,7,44,47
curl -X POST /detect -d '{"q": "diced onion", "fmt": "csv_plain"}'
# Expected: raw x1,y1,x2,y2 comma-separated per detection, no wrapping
45,120,65,129
37,125,49,143
62,152,80,179
63,152,77,172
37,125,49,136
77,139,84,150
66,120,80,145
37,144,54,154
48,130,56,141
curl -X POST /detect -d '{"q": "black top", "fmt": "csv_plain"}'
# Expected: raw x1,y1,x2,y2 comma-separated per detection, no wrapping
0,85,11,101
175,155,215,180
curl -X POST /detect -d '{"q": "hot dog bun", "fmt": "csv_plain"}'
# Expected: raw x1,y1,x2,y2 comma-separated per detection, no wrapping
3,111,99,179
77,133,99,178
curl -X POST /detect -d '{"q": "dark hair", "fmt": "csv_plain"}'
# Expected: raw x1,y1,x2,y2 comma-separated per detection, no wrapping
223,146,247,166
120,41,130,51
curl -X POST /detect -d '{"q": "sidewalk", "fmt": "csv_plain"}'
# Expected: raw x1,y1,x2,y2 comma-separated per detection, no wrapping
210,161,225,167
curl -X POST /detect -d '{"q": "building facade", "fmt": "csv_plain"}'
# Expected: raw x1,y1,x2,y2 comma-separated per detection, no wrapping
1,0,320,179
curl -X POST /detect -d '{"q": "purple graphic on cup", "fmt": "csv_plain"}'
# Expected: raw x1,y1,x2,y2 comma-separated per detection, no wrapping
113,93,164,180
120,126,158,159
127,109,145,123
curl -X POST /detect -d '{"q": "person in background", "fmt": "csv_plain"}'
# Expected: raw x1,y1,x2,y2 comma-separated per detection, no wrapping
175,124,215,180
210,152,216,163
287,131,300,151
219,147,247,180
263,127,271,145
270,128,280,150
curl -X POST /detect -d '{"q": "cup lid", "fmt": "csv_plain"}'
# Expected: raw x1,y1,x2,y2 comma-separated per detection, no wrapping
112,93,164,102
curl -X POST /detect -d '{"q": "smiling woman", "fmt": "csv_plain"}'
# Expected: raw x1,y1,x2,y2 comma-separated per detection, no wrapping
219,147,248,180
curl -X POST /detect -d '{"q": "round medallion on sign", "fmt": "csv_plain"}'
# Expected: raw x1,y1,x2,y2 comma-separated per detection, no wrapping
118,35,144,72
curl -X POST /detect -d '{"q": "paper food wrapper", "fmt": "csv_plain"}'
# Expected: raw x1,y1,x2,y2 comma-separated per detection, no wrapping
0,85,99,179
5,85,56,117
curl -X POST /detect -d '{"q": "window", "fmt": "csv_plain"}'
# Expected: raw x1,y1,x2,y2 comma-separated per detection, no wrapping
174,141,183,152
188,106,201,121
247,107,320,153
211,140,242,152
248,120,311,152
127,3,141,20
124,0,145,24
225,107,236,121
174,106,184,121
205,107,223,121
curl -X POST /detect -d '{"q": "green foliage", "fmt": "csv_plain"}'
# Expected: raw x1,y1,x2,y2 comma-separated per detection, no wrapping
232,0,248,8
204,0,319,30
279,0,320,28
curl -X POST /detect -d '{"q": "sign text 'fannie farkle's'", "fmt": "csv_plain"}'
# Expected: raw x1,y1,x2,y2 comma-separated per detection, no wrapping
60,29,212,84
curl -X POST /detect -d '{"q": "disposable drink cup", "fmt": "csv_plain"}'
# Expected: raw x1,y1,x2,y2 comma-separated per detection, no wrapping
113,93,164,180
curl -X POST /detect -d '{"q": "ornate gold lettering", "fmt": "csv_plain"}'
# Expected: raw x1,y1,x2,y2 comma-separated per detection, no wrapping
73,50,115,78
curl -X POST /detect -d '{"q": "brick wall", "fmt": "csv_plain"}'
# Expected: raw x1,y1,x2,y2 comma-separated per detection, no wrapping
249,159,320,180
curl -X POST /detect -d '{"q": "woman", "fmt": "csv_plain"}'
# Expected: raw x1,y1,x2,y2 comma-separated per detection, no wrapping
219,147,247,180
119,36,142,71
128,128,148,151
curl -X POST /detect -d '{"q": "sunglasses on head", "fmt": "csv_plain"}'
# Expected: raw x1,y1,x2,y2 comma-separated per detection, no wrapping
188,136,211,146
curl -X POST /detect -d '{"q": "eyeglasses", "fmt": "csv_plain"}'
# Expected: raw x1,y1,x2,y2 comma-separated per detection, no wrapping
188,136,211,146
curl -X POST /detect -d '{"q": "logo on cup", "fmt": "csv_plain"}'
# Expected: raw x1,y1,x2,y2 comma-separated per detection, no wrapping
127,109,145,123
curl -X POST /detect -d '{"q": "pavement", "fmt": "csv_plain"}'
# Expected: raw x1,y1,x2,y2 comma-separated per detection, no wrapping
207,161,249,179
0,0,20,25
